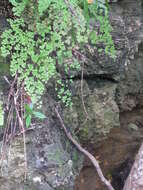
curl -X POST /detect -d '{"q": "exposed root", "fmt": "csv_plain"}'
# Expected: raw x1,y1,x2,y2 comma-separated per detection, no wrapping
55,107,115,190
72,48,91,126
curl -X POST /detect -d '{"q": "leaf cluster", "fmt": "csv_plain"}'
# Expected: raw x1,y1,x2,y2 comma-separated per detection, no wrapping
1,0,116,106
25,104,46,128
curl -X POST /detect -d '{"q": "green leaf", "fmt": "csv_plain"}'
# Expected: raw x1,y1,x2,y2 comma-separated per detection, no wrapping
83,0,90,23
26,115,31,128
1,0,115,107
38,0,52,16
90,31,98,44
9,0,17,6
33,111,46,119
25,104,33,115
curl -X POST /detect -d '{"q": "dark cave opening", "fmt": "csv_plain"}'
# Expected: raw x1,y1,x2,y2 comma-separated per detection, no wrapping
111,159,133,190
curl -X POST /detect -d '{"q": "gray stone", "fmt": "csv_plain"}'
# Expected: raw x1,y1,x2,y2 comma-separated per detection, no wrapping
128,123,139,131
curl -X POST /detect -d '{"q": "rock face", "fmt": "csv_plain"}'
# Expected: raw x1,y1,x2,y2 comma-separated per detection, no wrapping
73,0,143,190
0,122,83,190
0,0,143,190
64,0,143,143
64,81,119,142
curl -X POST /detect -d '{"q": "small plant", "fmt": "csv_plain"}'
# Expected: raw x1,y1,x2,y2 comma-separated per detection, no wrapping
25,104,46,128
1,0,116,107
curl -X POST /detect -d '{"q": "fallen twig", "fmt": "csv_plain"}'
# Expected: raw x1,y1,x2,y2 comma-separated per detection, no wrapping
14,93,27,180
80,61,91,125
54,107,115,190
4,74,18,110
1,76,28,180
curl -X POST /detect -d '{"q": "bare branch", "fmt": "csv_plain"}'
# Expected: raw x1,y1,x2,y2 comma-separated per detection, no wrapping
80,61,91,125
13,94,27,180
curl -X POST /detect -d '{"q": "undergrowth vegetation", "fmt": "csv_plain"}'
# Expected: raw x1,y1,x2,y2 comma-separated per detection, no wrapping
1,0,115,107
0,0,117,184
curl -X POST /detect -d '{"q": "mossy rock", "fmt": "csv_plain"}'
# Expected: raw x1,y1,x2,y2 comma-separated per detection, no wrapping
64,80,120,142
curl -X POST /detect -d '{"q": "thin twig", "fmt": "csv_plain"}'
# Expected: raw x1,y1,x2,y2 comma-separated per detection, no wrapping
0,103,14,175
80,61,91,125
14,95,27,180
3,74,17,110
55,107,115,190
72,48,91,125
2,76,28,180
8,75,17,109
1,103,13,153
